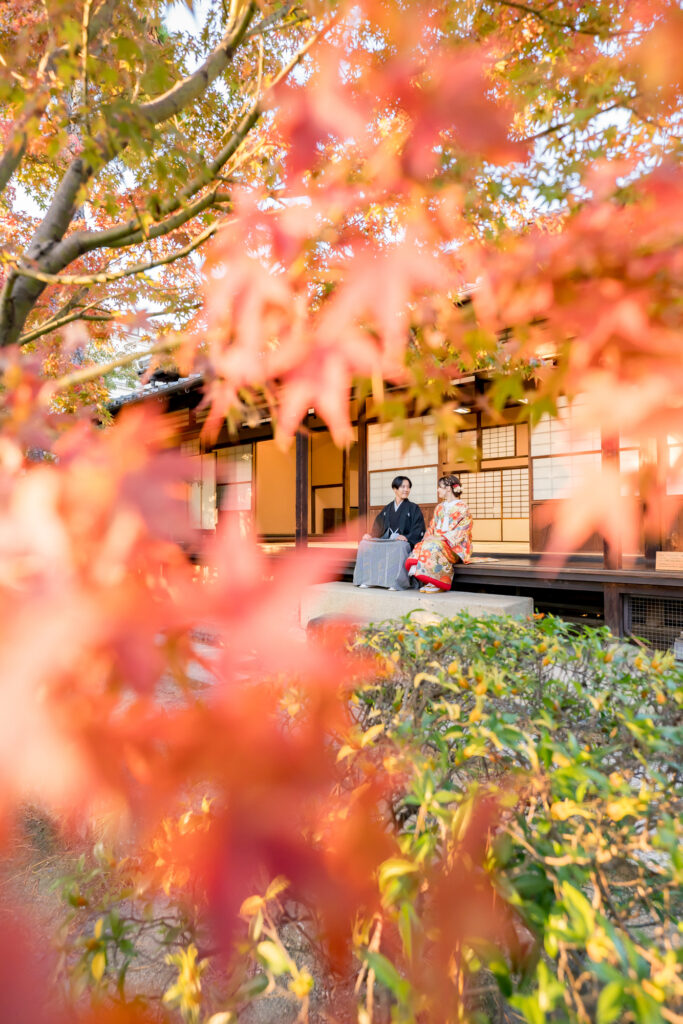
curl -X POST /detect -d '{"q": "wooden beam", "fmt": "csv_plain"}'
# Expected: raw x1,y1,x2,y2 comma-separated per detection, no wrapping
295,428,309,547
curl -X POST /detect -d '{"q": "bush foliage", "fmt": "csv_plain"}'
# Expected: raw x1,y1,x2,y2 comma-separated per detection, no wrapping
353,614,683,1023
51,614,682,1024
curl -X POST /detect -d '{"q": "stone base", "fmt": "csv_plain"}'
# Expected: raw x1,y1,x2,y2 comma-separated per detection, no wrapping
300,581,533,628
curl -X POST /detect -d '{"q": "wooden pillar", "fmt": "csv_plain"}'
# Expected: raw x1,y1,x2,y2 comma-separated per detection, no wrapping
474,376,485,474
357,400,368,533
601,433,622,569
603,583,623,636
295,428,309,547
642,436,663,566
342,446,349,525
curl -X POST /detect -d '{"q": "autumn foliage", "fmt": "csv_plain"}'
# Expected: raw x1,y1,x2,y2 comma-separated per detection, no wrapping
0,0,682,1021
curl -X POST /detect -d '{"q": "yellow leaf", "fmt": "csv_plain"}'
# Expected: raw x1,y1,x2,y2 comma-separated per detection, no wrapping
240,895,264,917
413,672,439,688
91,951,106,982
289,969,314,998
94,917,103,940
361,723,384,747
586,930,613,964
641,980,665,1003
605,797,639,822
550,800,594,821
264,876,289,902
378,857,419,886
336,744,356,762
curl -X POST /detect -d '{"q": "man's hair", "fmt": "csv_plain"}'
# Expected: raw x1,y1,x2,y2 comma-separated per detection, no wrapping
391,475,412,491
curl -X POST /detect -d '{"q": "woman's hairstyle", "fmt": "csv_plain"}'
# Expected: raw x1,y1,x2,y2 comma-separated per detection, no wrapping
391,475,412,490
438,474,462,497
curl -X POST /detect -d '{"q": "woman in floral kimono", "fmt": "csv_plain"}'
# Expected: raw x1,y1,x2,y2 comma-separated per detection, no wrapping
405,475,472,593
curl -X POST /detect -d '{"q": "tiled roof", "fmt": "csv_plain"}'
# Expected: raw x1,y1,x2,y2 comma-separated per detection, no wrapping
108,373,204,411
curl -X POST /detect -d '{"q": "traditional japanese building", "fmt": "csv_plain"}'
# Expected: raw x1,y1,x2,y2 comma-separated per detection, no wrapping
110,372,683,649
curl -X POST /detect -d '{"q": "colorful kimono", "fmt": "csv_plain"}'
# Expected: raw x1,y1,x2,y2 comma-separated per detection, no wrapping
405,499,472,590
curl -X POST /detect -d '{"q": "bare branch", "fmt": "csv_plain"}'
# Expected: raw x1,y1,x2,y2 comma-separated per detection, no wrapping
13,221,220,289
130,0,256,131
270,25,327,89
0,132,28,195
19,301,106,345
0,0,118,196
44,335,183,393
62,186,232,259
60,6,321,260
520,101,623,144
243,1,297,42
81,0,95,132
492,0,629,36
0,3,257,346
0,1,323,347
19,302,202,346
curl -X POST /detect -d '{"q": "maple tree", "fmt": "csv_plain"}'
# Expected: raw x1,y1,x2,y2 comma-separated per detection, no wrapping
0,1,681,1022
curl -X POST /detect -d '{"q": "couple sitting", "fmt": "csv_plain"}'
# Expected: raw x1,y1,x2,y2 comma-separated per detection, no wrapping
353,474,472,593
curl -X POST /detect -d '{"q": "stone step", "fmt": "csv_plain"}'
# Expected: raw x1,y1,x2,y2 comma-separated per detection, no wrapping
300,581,533,628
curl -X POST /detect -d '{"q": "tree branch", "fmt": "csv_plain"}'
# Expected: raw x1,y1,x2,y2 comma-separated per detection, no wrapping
520,101,623,143
27,16,317,268
13,221,220,289
40,3,316,265
0,131,28,196
128,0,256,131
0,0,118,196
0,3,257,347
19,302,106,345
0,1,321,348
492,0,625,36
19,302,202,346
81,0,95,132
243,1,298,42
57,186,232,263
44,335,183,393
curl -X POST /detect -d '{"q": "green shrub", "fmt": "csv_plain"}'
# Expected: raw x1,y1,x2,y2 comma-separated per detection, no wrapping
352,613,683,1023
51,615,682,1023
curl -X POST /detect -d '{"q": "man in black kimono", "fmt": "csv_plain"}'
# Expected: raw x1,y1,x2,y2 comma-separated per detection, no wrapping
365,476,426,547
354,476,426,589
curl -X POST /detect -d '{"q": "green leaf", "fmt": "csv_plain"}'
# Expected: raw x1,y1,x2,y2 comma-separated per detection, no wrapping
364,951,411,1002
596,981,624,1024
632,988,666,1024
560,882,595,940
235,974,269,1001
509,991,544,1024
256,940,291,976
398,903,414,963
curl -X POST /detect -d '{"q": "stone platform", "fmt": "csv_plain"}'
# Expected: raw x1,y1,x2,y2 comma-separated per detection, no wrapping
300,582,533,628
